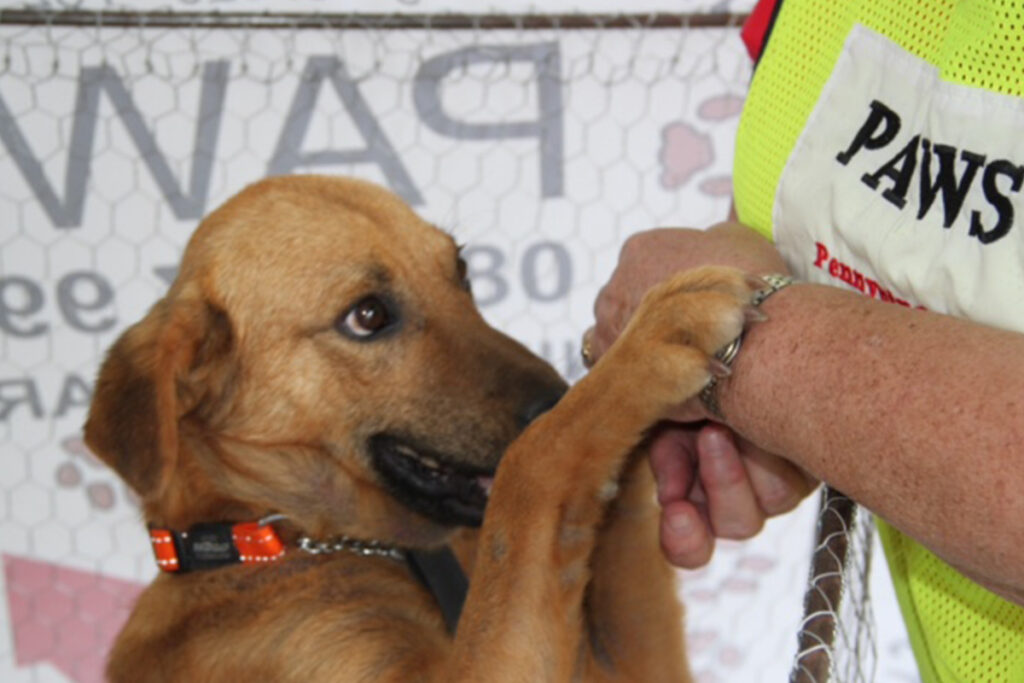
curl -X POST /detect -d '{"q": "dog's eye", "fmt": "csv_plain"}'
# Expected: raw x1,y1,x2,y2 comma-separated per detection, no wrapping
340,296,393,338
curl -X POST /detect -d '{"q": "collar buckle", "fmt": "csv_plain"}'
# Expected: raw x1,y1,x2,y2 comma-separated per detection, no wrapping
149,520,285,573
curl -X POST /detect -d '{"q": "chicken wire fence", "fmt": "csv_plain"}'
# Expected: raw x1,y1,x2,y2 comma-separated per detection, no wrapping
0,7,886,682
793,487,878,683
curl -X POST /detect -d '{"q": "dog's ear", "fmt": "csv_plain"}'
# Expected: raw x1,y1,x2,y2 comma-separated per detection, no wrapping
84,287,235,500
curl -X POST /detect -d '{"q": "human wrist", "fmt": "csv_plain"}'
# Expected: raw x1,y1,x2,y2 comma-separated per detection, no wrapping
703,223,793,277
699,274,795,421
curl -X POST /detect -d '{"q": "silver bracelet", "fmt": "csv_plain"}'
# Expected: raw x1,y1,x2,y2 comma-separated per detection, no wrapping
699,273,794,420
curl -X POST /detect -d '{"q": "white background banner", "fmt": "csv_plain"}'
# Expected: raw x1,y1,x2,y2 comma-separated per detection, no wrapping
0,3,917,682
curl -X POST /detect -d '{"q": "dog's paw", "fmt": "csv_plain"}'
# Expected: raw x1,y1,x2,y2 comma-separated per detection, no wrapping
612,266,759,406
638,266,757,355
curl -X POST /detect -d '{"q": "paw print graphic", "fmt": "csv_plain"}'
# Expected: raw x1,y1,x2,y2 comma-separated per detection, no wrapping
659,93,745,198
55,436,137,512
682,547,780,680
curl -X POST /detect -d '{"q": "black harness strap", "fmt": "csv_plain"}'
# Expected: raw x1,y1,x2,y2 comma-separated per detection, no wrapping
405,546,468,635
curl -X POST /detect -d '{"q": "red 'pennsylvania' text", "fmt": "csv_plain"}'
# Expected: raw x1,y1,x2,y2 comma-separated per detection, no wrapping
812,242,922,308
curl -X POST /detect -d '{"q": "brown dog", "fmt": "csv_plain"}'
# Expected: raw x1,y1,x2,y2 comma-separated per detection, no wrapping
85,175,755,682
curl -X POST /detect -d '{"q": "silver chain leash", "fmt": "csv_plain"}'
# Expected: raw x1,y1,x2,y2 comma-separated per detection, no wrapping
296,535,405,561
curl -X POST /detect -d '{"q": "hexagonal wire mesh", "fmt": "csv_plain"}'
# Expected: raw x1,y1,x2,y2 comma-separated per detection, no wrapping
792,487,878,683
0,7,892,682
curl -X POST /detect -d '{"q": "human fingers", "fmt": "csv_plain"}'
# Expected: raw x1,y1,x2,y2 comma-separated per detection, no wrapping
739,441,820,515
648,426,699,505
648,426,718,569
591,228,707,362
591,283,629,362
659,499,715,569
696,424,766,540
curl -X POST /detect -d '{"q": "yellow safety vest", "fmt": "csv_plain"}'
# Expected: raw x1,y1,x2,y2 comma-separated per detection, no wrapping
733,1,1024,681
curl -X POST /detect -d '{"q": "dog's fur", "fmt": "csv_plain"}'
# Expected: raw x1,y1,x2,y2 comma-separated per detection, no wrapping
85,175,755,682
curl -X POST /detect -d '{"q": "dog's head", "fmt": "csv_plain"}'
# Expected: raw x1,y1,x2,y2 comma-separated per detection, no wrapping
84,175,566,547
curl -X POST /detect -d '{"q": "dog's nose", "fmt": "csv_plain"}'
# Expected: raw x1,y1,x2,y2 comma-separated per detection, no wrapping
519,389,566,427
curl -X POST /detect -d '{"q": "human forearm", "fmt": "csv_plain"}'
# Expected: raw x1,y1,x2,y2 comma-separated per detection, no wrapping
720,282,1024,601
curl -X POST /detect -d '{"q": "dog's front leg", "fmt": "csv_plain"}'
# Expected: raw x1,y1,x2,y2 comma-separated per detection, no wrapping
442,267,755,682
444,368,673,682
579,451,692,683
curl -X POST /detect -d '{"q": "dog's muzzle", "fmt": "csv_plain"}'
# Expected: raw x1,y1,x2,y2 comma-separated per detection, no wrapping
368,433,495,527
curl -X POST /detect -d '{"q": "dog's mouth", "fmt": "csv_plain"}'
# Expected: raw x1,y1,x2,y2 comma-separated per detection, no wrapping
368,433,496,527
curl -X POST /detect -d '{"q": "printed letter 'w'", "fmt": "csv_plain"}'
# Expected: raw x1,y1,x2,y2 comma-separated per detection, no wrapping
0,61,228,228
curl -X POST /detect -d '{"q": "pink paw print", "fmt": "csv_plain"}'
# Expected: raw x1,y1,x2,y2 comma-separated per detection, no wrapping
658,93,744,196
659,122,713,189
55,436,137,511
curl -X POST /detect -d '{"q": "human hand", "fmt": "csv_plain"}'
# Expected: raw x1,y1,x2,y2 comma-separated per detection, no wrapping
649,422,818,568
586,222,810,566
589,223,790,367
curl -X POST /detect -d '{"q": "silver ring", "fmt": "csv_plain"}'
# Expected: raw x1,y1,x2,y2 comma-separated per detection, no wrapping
581,328,596,368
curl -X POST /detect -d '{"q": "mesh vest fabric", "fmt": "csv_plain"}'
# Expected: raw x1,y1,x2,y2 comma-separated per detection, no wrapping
879,523,1024,682
733,1,1024,681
